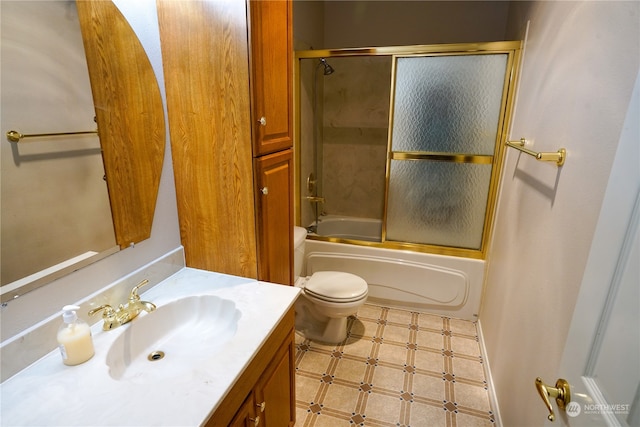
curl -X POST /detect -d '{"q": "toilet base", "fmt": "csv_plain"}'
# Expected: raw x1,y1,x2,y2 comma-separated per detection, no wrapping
296,314,349,344
294,296,351,344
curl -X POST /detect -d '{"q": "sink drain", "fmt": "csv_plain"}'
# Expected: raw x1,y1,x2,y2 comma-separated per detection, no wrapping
148,351,165,361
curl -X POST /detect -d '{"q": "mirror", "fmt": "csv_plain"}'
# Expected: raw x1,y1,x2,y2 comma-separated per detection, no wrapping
0,0,165,302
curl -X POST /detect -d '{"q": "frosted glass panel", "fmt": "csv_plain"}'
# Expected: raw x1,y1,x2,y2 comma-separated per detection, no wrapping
391,54,507,155
386,160,492,249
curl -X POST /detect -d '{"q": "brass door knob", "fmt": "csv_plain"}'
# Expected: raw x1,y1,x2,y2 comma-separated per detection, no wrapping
535,377,571,421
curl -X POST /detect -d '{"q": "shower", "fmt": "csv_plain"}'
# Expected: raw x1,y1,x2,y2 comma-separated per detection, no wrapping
319,58,334,76
307,58,335,233
296,42,521,258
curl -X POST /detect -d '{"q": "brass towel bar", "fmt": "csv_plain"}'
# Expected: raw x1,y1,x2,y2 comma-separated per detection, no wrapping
506,138,566,166
6,129,98,143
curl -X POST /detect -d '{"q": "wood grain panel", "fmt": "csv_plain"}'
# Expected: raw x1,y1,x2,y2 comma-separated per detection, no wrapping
157,0,257,277
204,307,295,427
77,0,165,248
255,149,293,285
255,339,296,427
248,0,293,156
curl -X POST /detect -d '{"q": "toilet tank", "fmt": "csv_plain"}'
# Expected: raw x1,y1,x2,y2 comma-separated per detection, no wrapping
293,226,307,281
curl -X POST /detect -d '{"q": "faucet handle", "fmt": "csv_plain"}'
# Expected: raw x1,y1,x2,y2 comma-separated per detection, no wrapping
129,279,150,301
88,304,114,317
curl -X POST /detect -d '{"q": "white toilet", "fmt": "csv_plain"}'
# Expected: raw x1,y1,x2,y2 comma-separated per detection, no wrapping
293,226,368,343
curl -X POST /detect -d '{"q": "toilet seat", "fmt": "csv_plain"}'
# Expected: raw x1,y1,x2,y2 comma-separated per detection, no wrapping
304,271,368,303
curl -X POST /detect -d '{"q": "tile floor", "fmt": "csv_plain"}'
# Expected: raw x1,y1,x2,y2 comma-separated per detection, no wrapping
294,303,495,427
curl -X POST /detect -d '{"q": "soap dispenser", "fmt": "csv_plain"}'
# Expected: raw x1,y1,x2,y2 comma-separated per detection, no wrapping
57,305,95,366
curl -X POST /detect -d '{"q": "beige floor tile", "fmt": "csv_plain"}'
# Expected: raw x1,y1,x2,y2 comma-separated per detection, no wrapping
298,350,332,374
352,318,381,338
376,342,409,366
320,383,361,413
357,304,383,320
348,318,367,337
307,338,338,352
385,308,414,325
363,392,402,424
412,372,445,400
409,401,446,426
415,330,444,350
381,324,411,344
295,332,306,345
417,313,445,330
313,413,353,427
453,381,491,412
372,364,406,393
455,412,495,427
452,357,485,382
295,406,310,426
295,303,494,426
341,335,375,359
333,357,368,384
450,335,481,357
414,348,444,372
449,318,478,336
296,374,323,405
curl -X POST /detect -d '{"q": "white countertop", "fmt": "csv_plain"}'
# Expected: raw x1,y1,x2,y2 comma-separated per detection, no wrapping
0,268,300,426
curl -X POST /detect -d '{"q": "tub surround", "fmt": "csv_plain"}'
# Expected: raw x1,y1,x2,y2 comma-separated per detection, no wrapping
0,268,300,426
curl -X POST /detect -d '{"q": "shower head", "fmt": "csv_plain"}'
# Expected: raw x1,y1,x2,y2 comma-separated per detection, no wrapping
319,58,335,75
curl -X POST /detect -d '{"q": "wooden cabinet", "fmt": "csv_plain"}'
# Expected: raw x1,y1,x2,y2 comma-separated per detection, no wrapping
158,0,293,284
204,307,296,427
158,2,295,424
254,339,296,427
228,393,257,427
255,150,293,285
248,0,294,157
157,0,257,278
249,0,294,285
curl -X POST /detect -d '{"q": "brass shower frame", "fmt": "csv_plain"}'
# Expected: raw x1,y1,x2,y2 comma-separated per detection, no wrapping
294,41,522,260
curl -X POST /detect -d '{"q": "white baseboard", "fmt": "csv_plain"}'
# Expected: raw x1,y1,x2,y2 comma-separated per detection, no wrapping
477,319,503,427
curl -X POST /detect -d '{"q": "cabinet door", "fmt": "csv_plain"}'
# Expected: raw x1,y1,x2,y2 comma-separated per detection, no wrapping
248,0,293,156
228,392,258,427
255,334,296,427
254,149,293,285
157,0,258,278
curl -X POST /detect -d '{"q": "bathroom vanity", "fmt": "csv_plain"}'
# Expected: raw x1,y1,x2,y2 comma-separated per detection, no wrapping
0,268,299,426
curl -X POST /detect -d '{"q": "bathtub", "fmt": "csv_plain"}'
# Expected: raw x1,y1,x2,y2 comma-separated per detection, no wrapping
314,214,382,242
304,216,485,321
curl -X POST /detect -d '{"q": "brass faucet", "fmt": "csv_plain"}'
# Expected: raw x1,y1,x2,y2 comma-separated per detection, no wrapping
89,279,156,331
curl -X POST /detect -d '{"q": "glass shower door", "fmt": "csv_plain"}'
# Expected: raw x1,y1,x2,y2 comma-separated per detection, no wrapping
385,53,510,251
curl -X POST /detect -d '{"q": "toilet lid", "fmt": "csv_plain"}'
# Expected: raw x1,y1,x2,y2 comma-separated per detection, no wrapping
304,271,368,303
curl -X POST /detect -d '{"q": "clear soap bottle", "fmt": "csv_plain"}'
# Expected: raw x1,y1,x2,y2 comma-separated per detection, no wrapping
57,305,95,366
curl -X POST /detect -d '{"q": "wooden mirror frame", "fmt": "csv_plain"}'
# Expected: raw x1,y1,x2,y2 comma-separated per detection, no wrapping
77,0,165,248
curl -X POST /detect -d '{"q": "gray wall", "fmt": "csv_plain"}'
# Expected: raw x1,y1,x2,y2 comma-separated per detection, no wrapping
0,0,182,341
481,1,639,424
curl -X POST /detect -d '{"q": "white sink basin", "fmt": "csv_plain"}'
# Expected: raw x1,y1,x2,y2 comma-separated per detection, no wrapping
106,295,240,384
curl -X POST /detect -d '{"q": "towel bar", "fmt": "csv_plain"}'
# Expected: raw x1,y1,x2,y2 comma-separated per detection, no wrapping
506,138,566,167
6,129,98,143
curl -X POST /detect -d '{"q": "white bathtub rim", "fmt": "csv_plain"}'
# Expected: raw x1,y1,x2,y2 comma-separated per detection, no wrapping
303,239,484,321
306,251,470,307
